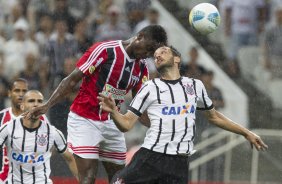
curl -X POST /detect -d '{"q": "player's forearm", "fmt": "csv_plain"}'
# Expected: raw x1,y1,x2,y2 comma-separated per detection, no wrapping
110,110,134,132
68,160,78,181
63,152,78,180
207,110,250,137
46,74,79,108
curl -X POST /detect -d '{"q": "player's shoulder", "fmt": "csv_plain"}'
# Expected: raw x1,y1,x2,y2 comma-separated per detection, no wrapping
40,114,51,124
2,117,20,130
0,107,10,115
91,40,120,50
48,124,64,135
181,76,204,84
143,79,156,87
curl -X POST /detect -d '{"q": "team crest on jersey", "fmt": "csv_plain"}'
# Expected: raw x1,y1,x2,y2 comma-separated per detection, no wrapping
37,134,48,146
184,84,195,95
142,76,148,84
89,66,96,74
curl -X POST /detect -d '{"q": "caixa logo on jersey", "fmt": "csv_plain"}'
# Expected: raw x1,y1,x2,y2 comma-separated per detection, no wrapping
162,103,195,115
12,152,44,164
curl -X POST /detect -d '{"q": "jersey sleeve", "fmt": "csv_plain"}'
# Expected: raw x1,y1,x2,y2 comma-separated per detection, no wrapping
0,124,9,147
53,128,67,153
132,60,149,95
128,81,153,117
76,42,108,76
195,80,214,110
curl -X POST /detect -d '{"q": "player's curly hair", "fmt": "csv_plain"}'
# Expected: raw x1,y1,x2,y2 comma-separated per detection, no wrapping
139,25,168,46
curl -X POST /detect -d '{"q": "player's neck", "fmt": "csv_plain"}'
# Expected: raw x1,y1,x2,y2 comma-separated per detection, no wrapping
11,106,23,117
159,67,181,81
122,38,134,57
22,117,41,129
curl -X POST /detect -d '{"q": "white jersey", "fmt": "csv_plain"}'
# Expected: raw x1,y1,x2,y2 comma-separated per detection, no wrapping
128,77,213,155
0,117,67,184
0,108,51,183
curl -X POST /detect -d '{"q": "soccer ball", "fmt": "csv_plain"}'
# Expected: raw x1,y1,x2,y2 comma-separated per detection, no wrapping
189,3,220,35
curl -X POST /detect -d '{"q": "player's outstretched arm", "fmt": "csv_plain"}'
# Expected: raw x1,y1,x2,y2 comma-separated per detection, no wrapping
24,68,83,119
62,150,78,181
204,108,268,151
97,93,139,132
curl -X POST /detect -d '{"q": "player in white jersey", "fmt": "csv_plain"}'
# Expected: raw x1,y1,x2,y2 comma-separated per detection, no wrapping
0,90,78,184
98,46,268,184
0,78,50,184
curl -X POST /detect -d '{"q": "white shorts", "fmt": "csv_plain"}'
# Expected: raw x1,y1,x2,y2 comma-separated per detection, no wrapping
67,111,126,165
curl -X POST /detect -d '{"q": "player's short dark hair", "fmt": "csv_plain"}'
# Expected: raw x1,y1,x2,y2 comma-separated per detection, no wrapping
8,78,28,90
139,25,168,46
169,45,181,58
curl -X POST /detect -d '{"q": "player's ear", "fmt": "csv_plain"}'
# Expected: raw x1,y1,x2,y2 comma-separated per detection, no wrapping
174,56,181,65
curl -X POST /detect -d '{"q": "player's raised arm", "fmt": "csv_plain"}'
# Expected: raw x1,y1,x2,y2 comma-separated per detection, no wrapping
24,68,83,119
98,93,139,132
204,108,268,151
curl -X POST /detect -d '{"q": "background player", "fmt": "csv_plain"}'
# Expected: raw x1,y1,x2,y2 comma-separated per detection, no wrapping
98,46,268,184
24,25,168,183
0,78,49,183
0,90,78,183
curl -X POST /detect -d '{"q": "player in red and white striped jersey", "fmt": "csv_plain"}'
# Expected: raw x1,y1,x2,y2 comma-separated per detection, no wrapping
0,78,50,183
25,25,168,183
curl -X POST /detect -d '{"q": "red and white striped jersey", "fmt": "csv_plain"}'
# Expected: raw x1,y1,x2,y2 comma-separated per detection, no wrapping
71,40,149,121
0,108,50,183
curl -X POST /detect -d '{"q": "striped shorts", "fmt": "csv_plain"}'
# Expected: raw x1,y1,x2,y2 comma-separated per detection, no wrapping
67,111,126,165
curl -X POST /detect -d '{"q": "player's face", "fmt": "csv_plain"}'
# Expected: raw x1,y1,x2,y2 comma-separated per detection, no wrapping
132,36,159,59
9,81,28,110
154,47,174,70
21,92,43,112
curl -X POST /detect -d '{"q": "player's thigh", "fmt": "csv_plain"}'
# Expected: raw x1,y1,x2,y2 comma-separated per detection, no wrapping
67,111,103,159
158,154,189,184
111,148,160,184
99,120,126,165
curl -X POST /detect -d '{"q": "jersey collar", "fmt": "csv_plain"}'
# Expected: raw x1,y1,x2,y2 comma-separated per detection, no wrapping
160,77,182,84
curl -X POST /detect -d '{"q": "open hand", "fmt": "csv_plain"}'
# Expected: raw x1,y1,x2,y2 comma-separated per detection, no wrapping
245,131,268,151
97,93,117,113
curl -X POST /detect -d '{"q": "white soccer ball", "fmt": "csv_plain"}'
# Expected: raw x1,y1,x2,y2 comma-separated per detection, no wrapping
189,3,221,35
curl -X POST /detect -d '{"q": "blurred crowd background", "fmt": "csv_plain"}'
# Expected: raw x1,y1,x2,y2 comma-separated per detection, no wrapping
0,0,281,182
